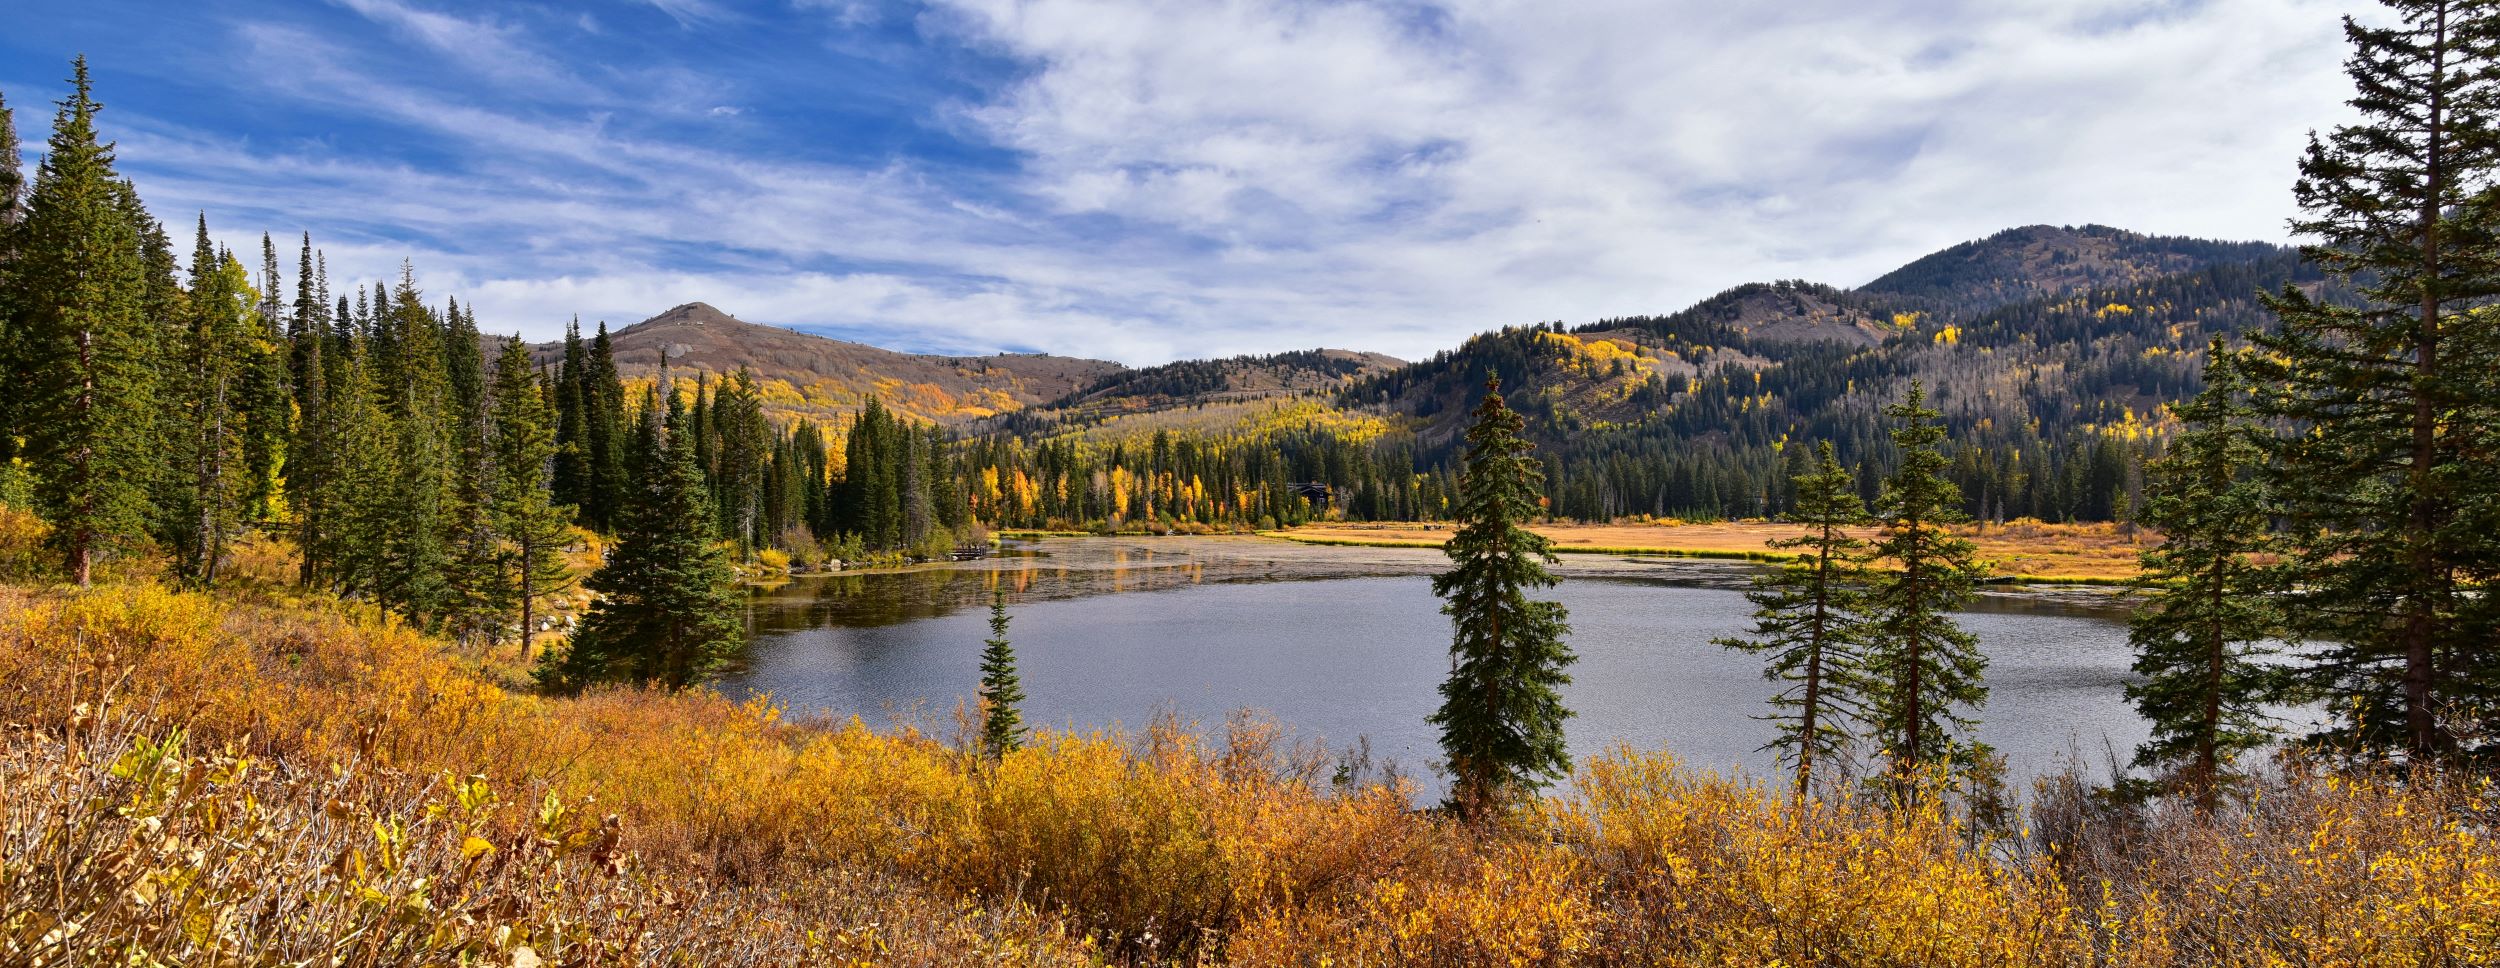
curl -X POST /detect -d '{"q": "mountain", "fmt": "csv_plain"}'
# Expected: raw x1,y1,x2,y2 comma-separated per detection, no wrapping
531,302,1125,426
1857,224,2285,318
1334,224,2324,521
518,223,2321,524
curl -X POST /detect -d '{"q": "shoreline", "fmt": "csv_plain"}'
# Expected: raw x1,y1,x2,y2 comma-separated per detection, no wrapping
756,532,2135,611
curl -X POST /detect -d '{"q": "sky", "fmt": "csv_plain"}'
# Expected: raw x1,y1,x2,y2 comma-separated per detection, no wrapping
1,0,2357,363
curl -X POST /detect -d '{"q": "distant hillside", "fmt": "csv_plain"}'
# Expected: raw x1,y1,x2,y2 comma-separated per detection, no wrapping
530,302,1124,427
515,224,2322,523
1051,348,1404,408
1857,224,2286,318
985,348,1404,440
1333,224,2327,521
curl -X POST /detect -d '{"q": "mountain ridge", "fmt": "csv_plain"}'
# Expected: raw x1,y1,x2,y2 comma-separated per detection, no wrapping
527,223,2303,483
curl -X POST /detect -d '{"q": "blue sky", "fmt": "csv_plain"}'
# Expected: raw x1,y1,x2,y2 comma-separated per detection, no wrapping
2,0,2353,363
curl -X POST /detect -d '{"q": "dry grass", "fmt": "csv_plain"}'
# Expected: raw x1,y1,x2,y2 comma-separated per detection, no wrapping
1276,518,2152,582
2,581,2494,965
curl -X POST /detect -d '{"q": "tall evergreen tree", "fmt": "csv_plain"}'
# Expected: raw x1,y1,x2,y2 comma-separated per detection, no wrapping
583,322,627,531
324,339,399,600
489,336,576,659
441,321,505,648
289,312,332,586
1716,441,1874,799
176,217,255,584
552,317,589,514
978,590,1025,760
14,59,157,586
1430,380,1575,820
0,88,25,468
237,234,286,520
541,392,743,692
2247,0,2500,761
1863,382,1989,795
713,366,769,553
2129,342,2285,810
375,267,451,621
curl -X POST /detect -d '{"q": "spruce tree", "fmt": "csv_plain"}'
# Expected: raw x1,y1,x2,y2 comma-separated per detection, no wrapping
289,314,331,586
541,394,743,692
237,235,286,520
325,340,400,600
177,217,255,584
552,318,589,514
490,337,576,659
583,322,627,531
1430,380,1575,819
2247,0,2500,761
714,366,769,553
2129,342,2285,809
1716,441,1873,799
1863,382,1989,796
978,590,1026,760
375,268,451,620
14,59,157,586
441,334,506,648
0,88,24,467
285,236,331,584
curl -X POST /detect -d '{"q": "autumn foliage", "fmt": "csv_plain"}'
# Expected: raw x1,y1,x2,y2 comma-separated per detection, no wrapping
2,582,2494,965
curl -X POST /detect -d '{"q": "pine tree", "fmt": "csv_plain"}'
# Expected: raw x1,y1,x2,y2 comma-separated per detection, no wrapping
552,318,589,515
375,266,450,621
490,337,576,659
440,321,506,648
2129,343,2285,809
177,217,254,584
238,234,286,520
324,340,399,600
0,88,25,468
978,590,1025,760
1863,382,1989,796
285,236,332,585
289,313,332,586
2247,0,2500,761
541,394,743,692
14,59,157,586
583,322,627,532
1430,380,1575,819
713,366,769,554
1716,441,1873,799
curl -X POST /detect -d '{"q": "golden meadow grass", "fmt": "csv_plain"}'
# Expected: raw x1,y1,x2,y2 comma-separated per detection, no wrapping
2,581,2494,965
1275,518,2152,583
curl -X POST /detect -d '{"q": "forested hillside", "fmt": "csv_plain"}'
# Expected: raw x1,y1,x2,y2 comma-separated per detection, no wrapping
1330,229,2330,523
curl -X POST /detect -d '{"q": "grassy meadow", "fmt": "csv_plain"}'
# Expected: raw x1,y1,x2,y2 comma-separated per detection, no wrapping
1271,519,2152,583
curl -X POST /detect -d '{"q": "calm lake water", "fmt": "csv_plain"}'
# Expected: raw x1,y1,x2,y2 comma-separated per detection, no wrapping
718,537,2151,793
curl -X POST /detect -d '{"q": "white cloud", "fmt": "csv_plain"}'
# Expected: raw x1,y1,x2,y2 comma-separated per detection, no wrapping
80,0,2358,361
928,0,2354,355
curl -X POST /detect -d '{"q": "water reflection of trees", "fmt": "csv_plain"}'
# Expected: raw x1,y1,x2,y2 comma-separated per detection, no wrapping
747,561,1235,633
741,551,2131,640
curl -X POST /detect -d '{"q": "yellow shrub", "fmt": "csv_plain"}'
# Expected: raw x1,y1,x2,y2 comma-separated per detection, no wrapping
1556,749,2081,966
0,504,50,582
4,581,2496,966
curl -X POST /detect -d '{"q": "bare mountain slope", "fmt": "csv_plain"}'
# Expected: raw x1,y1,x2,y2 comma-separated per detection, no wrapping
533,302,1124,426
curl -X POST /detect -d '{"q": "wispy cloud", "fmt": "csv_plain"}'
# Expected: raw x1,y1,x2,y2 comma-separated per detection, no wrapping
5,0,2357,362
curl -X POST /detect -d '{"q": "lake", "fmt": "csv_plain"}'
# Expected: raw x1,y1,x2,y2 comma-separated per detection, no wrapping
718,536,2153,794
